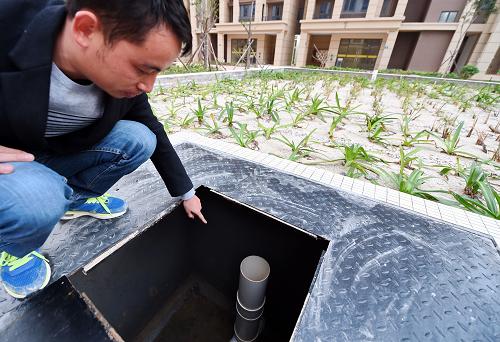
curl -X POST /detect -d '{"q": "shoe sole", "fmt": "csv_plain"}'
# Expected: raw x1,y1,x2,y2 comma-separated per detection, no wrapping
3,260,51,299
61,209,127,220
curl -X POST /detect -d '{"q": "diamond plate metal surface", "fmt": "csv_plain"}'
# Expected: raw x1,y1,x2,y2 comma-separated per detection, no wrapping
0,143,499,341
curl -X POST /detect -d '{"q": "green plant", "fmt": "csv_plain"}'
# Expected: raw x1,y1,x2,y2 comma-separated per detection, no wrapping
160,63,210,75
166,101,182,118
248,94,266,119
220,101,235,127
178,114,195,129
428,121,475,157
162,117,174,133
401,130,433,148
459,65,479,79
274,130,317,161
151,85,164,96
258,122,280,140
458,97,473,112
398,147,423,174
306,96,332,122
438,157,466,178
366,113,394,143
229,123,260,149
333,144,379,178
328,92,363,140
269,85,286,100
474,86,499,109
376,167,440,201
372,92,384,116
398,110,433,147
289,110,308,128
347,82,363,104
264,96,280,123
200,113,223,136
192,98,207,125
451,181,500,219
462,162,487,198
211,91,220,109
285,87,305,109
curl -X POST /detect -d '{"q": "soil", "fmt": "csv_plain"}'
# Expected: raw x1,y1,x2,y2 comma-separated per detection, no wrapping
150,75,500,198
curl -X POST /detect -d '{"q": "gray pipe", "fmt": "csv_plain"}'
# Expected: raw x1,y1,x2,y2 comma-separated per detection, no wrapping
234,311,262,342
236,291,265,320
237,256,270,309
232,256,270,342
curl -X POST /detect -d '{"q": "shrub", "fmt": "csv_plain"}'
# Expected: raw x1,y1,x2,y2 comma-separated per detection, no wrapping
459,65,479,79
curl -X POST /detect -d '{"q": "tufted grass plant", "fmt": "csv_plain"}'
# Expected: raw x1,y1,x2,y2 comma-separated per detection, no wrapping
452,181,500,219
275,130,317,162
229,123,260,149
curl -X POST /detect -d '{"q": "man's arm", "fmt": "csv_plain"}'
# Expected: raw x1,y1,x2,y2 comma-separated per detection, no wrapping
124,94,206,223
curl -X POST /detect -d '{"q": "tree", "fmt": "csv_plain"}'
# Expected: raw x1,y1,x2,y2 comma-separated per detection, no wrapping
440,0,497,75
235,0,259,69
187,0,221,70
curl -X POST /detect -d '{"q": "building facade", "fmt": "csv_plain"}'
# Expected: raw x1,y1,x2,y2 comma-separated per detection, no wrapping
186,0,500,80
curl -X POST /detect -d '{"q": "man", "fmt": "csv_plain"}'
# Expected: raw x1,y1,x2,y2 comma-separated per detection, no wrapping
0,0,206,299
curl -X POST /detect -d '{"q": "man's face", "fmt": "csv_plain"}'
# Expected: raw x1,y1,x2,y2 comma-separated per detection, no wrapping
83,26,180,99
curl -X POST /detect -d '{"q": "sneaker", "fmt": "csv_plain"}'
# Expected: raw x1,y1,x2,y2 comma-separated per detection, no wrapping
62,193,127,220
0,250,51,299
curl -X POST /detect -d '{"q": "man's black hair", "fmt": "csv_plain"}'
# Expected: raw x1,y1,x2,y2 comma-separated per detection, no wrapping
66,0,192,56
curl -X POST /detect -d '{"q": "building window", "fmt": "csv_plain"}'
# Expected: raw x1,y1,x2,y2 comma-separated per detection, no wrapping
231,39,257,63
270,4,283,20
379,0,398,17
335,38,382,70
239,3,255,21
341,0,369,18
343,0,369,12
318,1,334,19
438,11,458,23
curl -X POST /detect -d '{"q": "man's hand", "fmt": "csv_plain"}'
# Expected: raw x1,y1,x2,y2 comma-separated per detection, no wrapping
183,195,207,224
0,146,34,174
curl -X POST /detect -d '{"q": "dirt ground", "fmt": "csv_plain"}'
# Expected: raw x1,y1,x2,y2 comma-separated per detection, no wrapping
150,73,500,198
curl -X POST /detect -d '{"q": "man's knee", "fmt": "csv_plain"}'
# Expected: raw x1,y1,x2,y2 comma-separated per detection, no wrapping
0,162,72,239
114,120,157,161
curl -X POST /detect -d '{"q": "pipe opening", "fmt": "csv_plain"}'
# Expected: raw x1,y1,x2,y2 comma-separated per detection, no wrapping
240,256,270,282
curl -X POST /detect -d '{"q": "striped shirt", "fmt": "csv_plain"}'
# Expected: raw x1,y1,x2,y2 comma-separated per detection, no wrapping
45,63,104,137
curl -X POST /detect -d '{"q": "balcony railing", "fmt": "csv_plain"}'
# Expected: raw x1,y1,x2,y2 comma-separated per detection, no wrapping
313,12,333,19
263,14,283,21
239,15,255,21
340,11,367,18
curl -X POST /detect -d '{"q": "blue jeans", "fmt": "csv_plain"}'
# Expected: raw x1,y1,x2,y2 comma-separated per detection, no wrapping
0,120,156,257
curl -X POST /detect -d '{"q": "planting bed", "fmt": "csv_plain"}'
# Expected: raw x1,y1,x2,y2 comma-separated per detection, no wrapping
150,70,500,217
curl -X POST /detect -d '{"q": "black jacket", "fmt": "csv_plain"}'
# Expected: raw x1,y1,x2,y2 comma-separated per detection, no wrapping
0,0,193,197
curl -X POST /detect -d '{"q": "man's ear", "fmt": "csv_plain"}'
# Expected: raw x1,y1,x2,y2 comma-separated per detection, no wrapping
71,10,101,48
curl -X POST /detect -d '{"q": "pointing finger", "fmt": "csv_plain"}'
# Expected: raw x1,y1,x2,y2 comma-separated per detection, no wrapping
196,211,207,224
